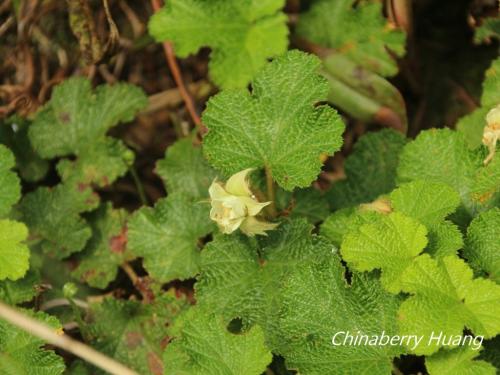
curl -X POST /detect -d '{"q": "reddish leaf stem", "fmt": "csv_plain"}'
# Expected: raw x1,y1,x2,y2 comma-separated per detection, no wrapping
150,0,207,134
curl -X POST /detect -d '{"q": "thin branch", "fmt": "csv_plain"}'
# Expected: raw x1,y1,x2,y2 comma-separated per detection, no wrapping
0,301,138,375
121,262,139,285
41,298,89,311
150,0,207,134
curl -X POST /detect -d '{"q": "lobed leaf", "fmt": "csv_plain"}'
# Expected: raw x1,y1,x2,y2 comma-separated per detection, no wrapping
464,208,500,283
148,0,288,89
341,212,428,293
87,293,188,375
202,50,345,190
277,254,403,374
0,310,65,375
195,219,333,347
398,255,500,355
163,307,272,375
128,193,214,283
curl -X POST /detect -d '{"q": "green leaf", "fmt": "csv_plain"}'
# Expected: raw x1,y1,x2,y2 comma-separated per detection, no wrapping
321,207,380,247
195,219,332,347
389,181,464,259
156,137,217,199
275,187,329,224
398,255,500,355
464,208,500,283
163,307,272,375
20,182,99,258
0,144,20,217
328,129,407,209
87,293,188,375
277,255,403,374
470,155,500,207
0,220,29,281
72,204,132,289
457,58,500,148
341,212,428,293
426,346,496,375
297,0,406,76
128,194,214,283
202,50,345,190
148,0,288,89
390,180,461,228
0,310,65,375
397,128,493,220
0,269,39,305
425,220,464,259
29,77,147,186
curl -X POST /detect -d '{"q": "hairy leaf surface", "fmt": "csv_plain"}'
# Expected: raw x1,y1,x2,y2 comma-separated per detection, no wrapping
202,51,345,190
149,0,288,89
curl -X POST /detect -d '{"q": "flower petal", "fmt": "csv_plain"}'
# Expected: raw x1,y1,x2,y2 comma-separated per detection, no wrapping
239,197,270,216
239,216,279,236
225,168,254,197
209,180,230,200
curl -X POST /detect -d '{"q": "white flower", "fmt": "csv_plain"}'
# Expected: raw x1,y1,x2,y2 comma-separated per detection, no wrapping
483,104,500,165
209,168,278,236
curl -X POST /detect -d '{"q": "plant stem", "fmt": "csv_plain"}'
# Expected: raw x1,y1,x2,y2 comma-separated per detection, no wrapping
150,0,207,135
0,301,138,375
265,166,277,217
129,166,148,205
121,262,139,285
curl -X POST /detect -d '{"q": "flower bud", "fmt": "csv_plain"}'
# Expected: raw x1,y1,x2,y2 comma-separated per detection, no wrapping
483,104,500,165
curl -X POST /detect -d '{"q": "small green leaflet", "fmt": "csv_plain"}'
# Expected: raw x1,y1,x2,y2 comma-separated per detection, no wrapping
164,307,272,375
297,0,406,77
398,255,500,355
341,212,428,293
277,254,403,374
148,0,288,89
202,50,345,190
321,207,380,247
390,180,461,228
464,208,500,283
128,193,214,283
0,310,65,375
